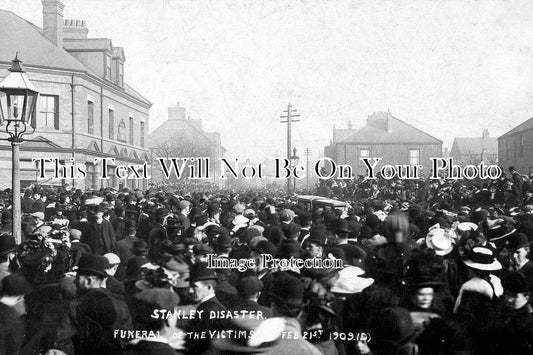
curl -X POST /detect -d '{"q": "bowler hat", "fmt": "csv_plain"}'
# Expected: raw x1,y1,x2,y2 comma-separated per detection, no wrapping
333,218,350,234
155,207,169,219
132,240,148,253
215,231,232,248
503,272,528,294
0,234,16,257
269,272,304,308
237,276,264,296
276,241,301,259
186,262,219,282
77,254,109,278
251,240,277,256
307,227,327,246
124,256,149,283
507,233,530,251
135,288,180,311
0,274,31,296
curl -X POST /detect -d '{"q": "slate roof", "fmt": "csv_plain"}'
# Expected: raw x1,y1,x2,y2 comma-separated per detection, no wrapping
340,116,442,144
499,117,533,140
451,137,498,156
149,118,224,151
333,128,355,144
0,10,150,106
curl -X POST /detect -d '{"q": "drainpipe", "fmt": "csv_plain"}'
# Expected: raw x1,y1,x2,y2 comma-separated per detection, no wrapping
100,84,104,188
70,73,76,189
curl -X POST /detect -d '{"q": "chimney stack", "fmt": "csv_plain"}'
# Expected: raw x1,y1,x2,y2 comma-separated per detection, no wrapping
63,18,89,40
42,0,64,47
168,102,186,121
482,129,489,139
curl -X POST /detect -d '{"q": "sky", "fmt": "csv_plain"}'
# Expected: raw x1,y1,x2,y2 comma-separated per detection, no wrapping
1,0,533,163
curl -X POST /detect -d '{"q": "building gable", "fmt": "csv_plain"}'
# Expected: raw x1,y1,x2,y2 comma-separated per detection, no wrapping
341,116,442,145
87,140,100,152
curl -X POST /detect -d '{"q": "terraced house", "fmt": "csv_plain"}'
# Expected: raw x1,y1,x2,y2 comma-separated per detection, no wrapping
0,0,151,190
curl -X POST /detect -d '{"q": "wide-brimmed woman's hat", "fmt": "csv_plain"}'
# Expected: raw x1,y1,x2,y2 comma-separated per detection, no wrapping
212,317,285,353
331,266,374,294
462,246,502,271
425,228,455,256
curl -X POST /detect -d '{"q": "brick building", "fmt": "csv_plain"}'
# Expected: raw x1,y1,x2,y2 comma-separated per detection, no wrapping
0,1,151,190
149,102,226,187
324,110,442,178
498,117,533,175
450,129,498,165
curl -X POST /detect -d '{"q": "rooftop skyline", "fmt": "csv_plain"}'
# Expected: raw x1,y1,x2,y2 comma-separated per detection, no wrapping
1,0,533,162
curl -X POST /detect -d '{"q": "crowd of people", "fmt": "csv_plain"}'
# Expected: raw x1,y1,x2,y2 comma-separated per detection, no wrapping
0,166,533,354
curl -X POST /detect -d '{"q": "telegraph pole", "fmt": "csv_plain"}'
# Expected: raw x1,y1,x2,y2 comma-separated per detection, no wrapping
304,147,311,190
280,103,300,194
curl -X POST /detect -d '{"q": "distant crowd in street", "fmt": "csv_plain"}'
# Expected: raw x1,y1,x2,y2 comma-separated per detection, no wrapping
0,165,533,354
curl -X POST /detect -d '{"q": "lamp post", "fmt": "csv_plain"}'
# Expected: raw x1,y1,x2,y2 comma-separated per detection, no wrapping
0,55,40,244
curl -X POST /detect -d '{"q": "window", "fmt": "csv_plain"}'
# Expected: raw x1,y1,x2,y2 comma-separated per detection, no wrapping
140,121,145,148
108,109,114,139
520,135,525,157
119,62,124,86
360,149,370,158
86,163,97,189
117,119,126,142
129,117,134,145
37,95,59,129
87,100,94,134
106,54,112,79
409,149,420,165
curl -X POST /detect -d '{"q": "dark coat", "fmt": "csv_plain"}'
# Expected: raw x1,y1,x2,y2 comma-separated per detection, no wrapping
107,275,125,296
70,288,133,355
113,216,127,242
22,282,76,355
73,220,92,243
21,197,34,214
70,241,92,255
187,297,227,355
257,270,275,307
31,199,45,213
87,220,116,255
116,236,138,263
125,340,181,355
0,303,25,355
148,223,168,249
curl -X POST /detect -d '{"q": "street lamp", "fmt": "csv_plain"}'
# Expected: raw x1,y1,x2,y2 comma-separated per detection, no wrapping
0,54,40,244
